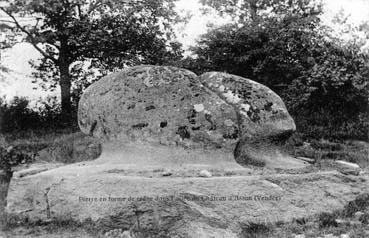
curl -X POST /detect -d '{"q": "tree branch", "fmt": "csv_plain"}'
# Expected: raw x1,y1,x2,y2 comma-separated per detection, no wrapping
0,7,58,63
0,19,16,24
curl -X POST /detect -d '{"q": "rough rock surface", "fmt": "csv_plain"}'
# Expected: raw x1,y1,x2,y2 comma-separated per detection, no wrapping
79,65,237,151
199,72,295,140
6,163,369,237
78,66,295,155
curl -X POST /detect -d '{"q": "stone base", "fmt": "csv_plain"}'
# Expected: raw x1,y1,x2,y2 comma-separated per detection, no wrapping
5,143,369,237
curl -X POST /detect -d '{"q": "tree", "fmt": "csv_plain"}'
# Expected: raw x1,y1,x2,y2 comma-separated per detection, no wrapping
192,0,323,89
0,6,20,81
0,0,184,122
192,0,369,139
200,0,322,23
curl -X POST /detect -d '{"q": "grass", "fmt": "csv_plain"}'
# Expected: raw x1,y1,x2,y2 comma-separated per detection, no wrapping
283,133,369,168
237,193,369,238
0,130,101,165
0,175,10,231
240,222,271,238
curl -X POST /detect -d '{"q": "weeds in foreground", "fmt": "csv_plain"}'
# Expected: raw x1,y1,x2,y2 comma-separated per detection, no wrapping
284,134,369,168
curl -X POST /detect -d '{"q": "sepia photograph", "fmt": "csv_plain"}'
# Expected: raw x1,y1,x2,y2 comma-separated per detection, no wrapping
0,0,368,237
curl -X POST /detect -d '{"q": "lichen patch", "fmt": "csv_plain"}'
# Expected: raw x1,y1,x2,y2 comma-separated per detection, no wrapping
224,119,234,127
240,111,248,118
241,103,250,112
223,90,242,104
194,104,205,112
143,76,154,87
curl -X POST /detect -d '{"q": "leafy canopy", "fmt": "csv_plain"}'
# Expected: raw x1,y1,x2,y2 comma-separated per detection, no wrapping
0,0,185,110
1,0,184,68
190,0,369,139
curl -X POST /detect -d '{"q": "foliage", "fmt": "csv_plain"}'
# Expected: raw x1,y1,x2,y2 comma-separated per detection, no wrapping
318,212,338,228
342,193,369,218
0,12,21,81
190,0,369,140
200,0,322,23
191,13,324,89
0,96,40,132
0,145,34,177
0,0,185,117
0,96,77,133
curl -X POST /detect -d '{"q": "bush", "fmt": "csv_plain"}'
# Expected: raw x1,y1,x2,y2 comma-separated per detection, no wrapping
0,96,78,134
293,111,369,141
318,212,338,228
190,15,368,141
0,145,34,179
0,96,40,132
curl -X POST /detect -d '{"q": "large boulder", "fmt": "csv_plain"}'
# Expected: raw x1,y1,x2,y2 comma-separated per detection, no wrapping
78,65,296,166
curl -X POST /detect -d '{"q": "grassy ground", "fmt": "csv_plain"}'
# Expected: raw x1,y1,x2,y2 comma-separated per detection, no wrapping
283,133,369,168
240,194,369,238
1,130,101,165
0,174,10,232
0,131,368,237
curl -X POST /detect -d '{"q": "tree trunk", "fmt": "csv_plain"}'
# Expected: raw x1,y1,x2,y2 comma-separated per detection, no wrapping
58,59,72,122
249,0,257,21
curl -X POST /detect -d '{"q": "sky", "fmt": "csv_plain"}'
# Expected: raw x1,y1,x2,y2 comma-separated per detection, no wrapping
1,0,369,102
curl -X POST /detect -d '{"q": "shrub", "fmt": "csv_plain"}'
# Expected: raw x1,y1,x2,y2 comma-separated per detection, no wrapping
0,145,34,179
0,96,40,132
342,193,369,218
318,212,338,228
191,11,369,141
0,96,78,134
240,222,271,238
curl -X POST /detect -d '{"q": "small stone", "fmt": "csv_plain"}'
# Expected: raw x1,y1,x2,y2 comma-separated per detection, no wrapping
335,218,350,225
6,146,14,153
349,220,362,226
162,170,173,177
335,160,360,169
340,234,350,238
199,170,212,178
354,211,364,220
297,157,315,164
293,234,305,238
302,142,311,148
335,160,361,176
323,234,337,238
121,231,134,238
